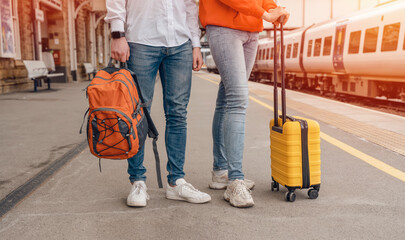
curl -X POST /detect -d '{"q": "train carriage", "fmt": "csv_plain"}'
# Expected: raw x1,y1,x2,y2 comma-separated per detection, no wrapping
252,0,405,101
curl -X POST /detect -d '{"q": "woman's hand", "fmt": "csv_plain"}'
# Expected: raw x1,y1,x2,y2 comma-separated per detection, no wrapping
262,6,290,26
192,47,203,71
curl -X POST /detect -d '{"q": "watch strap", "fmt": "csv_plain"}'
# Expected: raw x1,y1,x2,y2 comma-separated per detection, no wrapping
112,31,125,39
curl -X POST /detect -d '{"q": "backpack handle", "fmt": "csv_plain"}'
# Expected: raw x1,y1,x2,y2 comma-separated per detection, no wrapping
107,58,128,70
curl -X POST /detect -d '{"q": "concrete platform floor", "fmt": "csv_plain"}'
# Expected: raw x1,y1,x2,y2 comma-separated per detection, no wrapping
0,72,404,239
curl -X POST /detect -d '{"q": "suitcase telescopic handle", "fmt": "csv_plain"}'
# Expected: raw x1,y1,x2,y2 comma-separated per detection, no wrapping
273,15,287,127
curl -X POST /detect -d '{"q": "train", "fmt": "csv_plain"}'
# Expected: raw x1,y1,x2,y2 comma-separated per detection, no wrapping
251,0,405,101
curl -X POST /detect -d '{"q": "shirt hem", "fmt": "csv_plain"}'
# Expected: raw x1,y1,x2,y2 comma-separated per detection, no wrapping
126,39,191,48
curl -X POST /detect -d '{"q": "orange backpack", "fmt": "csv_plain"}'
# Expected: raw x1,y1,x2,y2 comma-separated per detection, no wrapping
80,62,162,188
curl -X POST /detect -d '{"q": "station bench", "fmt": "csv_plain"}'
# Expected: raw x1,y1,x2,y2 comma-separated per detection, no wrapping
83,63,97,81
23,60,65,92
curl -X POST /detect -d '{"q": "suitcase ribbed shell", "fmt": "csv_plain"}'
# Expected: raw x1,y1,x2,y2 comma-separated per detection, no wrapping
270,116,321,188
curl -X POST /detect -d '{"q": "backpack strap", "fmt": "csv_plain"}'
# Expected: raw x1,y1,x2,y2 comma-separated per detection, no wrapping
79,108,89,134
143,106,162,188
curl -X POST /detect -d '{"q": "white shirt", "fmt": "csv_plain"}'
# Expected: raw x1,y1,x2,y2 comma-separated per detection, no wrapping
105,0,201,48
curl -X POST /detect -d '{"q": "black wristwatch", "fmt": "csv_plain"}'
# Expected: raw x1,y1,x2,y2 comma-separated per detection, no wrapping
112,31,125,39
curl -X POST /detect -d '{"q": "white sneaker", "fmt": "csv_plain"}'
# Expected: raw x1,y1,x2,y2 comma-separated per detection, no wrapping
209,171,255,190
166,179,211,204
127,181,150,207
224,179,254,208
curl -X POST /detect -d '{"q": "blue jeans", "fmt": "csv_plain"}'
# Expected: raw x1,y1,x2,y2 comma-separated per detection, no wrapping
207,25,259,181
126,40,193,186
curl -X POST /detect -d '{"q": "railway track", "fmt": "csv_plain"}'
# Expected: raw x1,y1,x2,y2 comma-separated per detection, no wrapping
336,94,405,116
258,79,405,117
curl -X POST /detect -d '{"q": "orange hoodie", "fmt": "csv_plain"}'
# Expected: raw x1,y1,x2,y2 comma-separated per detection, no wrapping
199,0,277,32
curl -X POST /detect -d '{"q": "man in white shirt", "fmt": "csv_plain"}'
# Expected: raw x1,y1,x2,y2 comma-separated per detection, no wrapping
105,0,211,207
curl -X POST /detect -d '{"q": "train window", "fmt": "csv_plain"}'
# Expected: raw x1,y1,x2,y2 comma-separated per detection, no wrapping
323,36,332,56
350,82,356,92
258,50,262,60
314,38,322,56
342,81,348,91
293,43,299,58
363,27,379,53
381,22,400,52
270,48,274,60
266,48,270,60
286,44,292,58
348,31,361,54
307,40,313,57
262,49,266,60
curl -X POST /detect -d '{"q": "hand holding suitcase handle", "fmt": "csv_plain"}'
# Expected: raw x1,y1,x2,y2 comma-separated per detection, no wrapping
278,15,286,26
275,14,289,26
262,7,289,26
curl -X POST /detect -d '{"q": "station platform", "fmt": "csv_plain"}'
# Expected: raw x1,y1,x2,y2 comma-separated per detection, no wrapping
0,71,404,239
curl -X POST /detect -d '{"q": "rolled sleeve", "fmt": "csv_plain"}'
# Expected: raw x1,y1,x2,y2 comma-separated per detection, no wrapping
191,36,201,48
110,19,125,32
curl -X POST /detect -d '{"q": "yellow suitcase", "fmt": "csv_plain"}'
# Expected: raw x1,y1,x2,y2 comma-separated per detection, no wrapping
270,19,321,202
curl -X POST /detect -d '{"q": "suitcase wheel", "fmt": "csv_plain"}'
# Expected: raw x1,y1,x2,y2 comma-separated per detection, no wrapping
308,188,319,199
285,191,296,202
271,181,279,192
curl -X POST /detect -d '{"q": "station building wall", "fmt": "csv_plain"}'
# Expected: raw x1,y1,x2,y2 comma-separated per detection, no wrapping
0,0,108,94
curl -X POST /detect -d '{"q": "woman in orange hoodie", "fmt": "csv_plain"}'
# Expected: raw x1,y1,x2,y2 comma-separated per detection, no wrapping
200,0,289,208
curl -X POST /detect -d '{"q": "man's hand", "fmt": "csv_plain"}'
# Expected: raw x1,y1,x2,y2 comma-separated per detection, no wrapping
111,37,130,62
262,6,290,26
192,47,203,71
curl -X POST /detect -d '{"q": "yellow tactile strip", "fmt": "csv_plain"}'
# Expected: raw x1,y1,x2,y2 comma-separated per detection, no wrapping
250,88,405,157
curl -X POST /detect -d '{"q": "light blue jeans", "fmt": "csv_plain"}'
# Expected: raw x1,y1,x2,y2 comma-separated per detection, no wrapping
126,40,193,186
207,25,259,181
